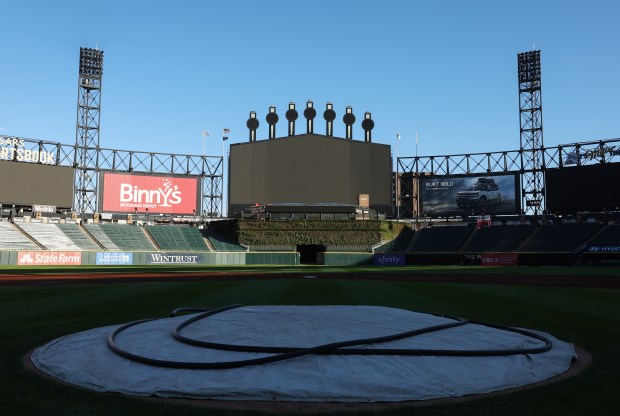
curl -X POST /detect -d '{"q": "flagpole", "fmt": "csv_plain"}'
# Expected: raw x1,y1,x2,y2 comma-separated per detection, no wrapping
201,130,210,156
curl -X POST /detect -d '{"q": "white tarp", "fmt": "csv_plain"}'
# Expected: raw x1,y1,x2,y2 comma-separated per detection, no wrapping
31,305,576,402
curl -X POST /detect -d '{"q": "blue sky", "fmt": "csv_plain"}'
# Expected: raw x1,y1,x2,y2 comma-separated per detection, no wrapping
1,0,618,162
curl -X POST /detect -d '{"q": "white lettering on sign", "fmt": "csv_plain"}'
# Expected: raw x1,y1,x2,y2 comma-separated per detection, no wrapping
119,183,182,207
0,136,56,164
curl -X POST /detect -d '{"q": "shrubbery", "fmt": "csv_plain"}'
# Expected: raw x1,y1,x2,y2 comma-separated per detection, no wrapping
235,219,411,246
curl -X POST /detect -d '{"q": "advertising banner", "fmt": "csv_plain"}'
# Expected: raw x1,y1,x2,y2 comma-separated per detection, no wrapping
32,204,56,213
373,253,405,266
18,251,82,266
584,245,620,253
101,173,198,214
420,174,520,217
96,252,133,265
0,136,56,164
147,252,203,265
480,253,518,266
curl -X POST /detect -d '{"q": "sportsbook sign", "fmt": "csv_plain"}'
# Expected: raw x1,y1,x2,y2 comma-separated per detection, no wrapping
0,136,56,164
102,173,198,214
18,251,82,266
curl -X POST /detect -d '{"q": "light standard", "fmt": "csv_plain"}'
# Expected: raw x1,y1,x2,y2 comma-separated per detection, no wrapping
222,128,230,218
396,131,402,220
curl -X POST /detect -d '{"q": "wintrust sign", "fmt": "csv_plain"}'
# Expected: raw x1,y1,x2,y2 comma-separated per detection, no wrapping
102,173,198,214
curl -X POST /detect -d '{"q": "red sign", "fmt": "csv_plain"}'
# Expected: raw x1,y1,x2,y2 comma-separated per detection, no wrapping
480,253,518,266
102,173,198,214
18,251,82,266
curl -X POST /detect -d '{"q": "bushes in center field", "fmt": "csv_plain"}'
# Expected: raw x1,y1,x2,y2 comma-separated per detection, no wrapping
238,229,382,246
236,219,411,246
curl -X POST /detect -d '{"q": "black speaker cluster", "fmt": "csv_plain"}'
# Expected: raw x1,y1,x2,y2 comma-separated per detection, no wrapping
246,101,375,142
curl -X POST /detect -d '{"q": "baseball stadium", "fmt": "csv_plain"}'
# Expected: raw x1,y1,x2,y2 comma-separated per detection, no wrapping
1,48,620,416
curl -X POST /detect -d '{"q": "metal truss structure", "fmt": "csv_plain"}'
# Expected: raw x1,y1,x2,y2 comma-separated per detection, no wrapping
74,47,104,215
8,136,223,217
518,50,545,215
4,134,619,219
396,138,620,218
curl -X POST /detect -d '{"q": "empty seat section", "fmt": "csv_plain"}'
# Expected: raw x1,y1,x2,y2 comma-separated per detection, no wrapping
374,230,415,253
589,224,620,245
57,224,101,250
18,223,84,251
202,229,246,252
84,224,155,251
0,222,39,250
519,223,604,252
463,225,535,252
148,226,210,252
408,226,473,252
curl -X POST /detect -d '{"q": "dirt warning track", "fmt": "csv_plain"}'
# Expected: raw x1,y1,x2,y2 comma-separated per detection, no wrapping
1,270,619,288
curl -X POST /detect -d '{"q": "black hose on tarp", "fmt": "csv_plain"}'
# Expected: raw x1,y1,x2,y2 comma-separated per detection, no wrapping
108,304,553,370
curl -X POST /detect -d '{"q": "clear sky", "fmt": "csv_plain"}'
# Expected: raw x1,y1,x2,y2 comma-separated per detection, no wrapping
1,0,618,162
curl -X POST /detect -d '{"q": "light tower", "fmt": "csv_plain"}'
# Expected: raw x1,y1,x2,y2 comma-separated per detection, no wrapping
517,50,545,216
73,47,104,217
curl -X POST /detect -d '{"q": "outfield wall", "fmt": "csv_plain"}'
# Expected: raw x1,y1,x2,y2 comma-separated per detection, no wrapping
0,251,299,266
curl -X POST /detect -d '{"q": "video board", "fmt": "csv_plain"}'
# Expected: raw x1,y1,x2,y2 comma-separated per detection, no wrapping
228,135,393,215
0,160,74,208
546,163,620,213
420,174,520,217
100,172,200,215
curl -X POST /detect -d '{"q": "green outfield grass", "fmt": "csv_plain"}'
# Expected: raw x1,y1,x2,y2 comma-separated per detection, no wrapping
2,263,620,276
1,268,619,415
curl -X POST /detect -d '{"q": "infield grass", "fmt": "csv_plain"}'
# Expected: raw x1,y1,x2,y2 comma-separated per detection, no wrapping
0,268,619,415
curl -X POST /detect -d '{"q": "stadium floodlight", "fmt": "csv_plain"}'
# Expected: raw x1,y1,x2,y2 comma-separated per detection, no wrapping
79,48,104,78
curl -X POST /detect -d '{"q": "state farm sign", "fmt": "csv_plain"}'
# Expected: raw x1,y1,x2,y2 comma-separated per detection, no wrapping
18,251,82,266
101,173,198,214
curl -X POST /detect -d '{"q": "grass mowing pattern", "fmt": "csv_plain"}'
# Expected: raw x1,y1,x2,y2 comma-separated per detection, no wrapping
0,278,619,415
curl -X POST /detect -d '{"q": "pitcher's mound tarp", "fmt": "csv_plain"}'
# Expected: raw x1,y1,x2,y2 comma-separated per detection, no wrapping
31,305,576,402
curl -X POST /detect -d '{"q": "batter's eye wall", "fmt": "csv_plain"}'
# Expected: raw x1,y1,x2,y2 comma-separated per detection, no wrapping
0,161,74,208
228,134,393,215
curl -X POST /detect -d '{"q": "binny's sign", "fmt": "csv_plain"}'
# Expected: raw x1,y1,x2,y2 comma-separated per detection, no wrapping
102,173,198,215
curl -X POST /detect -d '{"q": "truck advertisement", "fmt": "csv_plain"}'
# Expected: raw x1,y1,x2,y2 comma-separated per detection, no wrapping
420,174,520,217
